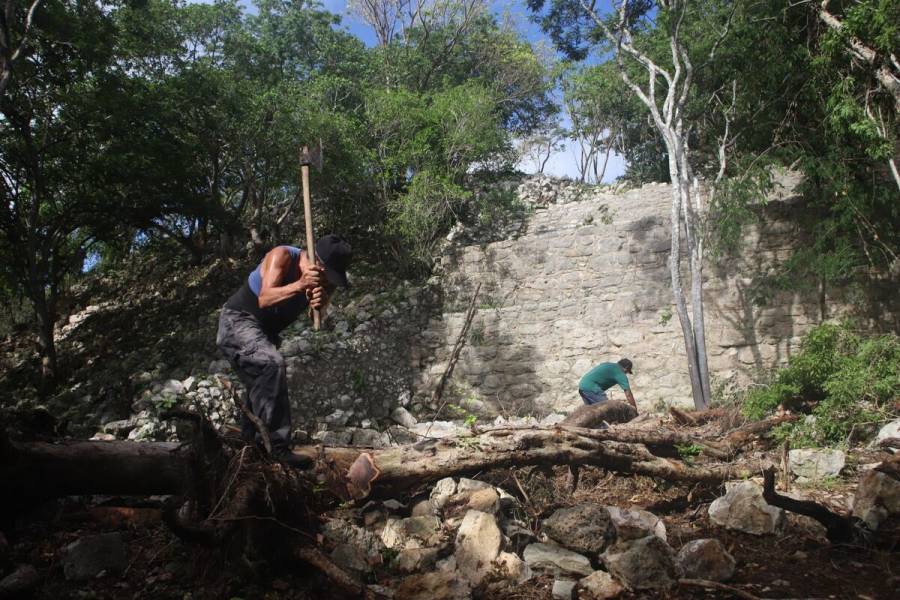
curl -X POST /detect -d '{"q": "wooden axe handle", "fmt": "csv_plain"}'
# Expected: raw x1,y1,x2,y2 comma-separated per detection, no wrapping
300,147,321,330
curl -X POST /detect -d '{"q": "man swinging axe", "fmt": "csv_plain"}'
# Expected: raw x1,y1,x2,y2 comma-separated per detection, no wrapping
216,146,351,467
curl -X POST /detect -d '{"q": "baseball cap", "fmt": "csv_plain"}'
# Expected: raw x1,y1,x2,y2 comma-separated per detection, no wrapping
315,234,352,288
618,358,633,374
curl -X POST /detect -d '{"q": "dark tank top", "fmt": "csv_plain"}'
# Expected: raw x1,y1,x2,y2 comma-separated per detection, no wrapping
224,246,309,336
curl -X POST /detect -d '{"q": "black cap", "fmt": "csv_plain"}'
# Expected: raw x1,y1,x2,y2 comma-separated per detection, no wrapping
618,358,633,374
315,234,352,288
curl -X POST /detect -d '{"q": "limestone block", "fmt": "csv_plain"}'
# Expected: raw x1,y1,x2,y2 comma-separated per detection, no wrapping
789,449,846,482
523,543,593,578
676,538,735,581
600,535,681,590
455,510,502,584
708,481,784,535
578,570,625,599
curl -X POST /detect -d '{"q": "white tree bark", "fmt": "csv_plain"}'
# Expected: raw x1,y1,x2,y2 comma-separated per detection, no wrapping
579,0,720,408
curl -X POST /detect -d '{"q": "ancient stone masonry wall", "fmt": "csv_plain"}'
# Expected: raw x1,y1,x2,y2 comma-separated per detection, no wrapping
412,176,898,414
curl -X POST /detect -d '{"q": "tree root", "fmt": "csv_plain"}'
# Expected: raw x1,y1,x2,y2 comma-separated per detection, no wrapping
762,468,868,544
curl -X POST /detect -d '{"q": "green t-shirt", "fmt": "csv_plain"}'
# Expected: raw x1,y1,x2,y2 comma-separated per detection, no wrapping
579,362,630,394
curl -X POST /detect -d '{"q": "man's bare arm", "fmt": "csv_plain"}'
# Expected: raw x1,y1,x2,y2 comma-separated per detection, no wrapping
624,389,637,410
257,248,322,309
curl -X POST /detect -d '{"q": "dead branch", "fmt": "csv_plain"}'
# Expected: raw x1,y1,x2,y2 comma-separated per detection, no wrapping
425,283,481,435
762,468,865,544
294,546,367,598
679,578,761,600
669,406,725,426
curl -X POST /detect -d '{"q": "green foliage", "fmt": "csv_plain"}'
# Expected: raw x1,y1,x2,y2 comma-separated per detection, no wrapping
742,322,900,446
676,443,704,464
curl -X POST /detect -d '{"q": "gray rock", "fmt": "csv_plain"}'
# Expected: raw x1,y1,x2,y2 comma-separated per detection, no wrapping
875,419,900,449
181,376,197,392
0,564,40,596
430,477,458,509
455,510,502,584
321,519,386,564
523,543,593,578
394,571,471,600
391,406,418,429
543,503,615,555
504,520,536,554
351,428,390,448
601,536,681,590
325,409,351,427
395,547,440,574
315,429,354,446
208,359,230,374
331,543,369,574
578,570,625,599
552,578,577,599
495,551,533,584
789,449,846,482
676,538,735,581
381,516,443,550
708,481,785,535
457,478,492,493
62,533,128,581
411,421,465,439
411,499,437,517
606,506,667,542
852,470,900,530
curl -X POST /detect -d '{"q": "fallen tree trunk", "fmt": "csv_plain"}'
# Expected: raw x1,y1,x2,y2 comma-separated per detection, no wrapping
1,439,186,505
2,426,766,505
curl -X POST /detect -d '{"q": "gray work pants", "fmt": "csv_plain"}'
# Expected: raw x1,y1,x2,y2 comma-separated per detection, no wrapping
216,307,291,448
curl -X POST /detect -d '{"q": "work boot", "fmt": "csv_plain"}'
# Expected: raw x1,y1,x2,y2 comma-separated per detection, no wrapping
271,445,313,469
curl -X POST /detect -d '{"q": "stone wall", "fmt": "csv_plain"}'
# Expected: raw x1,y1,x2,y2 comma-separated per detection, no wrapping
411,175,898,414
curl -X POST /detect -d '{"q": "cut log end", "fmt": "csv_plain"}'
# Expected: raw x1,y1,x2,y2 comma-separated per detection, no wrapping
346,452,381,500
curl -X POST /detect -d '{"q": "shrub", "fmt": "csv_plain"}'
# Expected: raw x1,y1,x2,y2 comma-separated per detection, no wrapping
741,322,899,447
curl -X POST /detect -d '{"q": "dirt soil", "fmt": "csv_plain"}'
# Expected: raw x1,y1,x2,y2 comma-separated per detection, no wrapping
5,457,898,600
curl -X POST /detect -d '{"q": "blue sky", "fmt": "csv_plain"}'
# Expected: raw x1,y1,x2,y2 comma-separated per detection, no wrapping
205,0,627,181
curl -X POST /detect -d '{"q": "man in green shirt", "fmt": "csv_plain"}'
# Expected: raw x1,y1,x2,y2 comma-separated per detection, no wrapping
578,358,637,410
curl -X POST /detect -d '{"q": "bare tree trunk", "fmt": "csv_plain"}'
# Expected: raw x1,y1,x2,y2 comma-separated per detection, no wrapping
2,426,766,505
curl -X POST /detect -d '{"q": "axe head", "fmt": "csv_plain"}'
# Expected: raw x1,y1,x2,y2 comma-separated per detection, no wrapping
299,142,324,171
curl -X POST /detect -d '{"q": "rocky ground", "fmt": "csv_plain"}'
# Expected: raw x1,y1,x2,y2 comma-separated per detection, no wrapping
2,413,898,599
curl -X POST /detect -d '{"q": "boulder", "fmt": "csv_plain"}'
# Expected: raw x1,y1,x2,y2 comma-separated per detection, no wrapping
676,538,736,581
394,571,471,600
62,533,128,581
322,519,386,563
457,478,492,493
542,503,615,555
430,478,458,509
392,407,418,429
522,543,593,578
351,428,390,448
455,511,502,584
331,543,369,574
495,551,533,584
504,519,536,554
600,536,681,590
852,470,900,530
605,506,667,542
708,481,784,535
875,419,900,450
0,564,40,597
552,578,577,599
578,570,625,599
382,516,443,550
395,547,440,574
466,488,500,514
411,499,437,517
789,449,846,482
